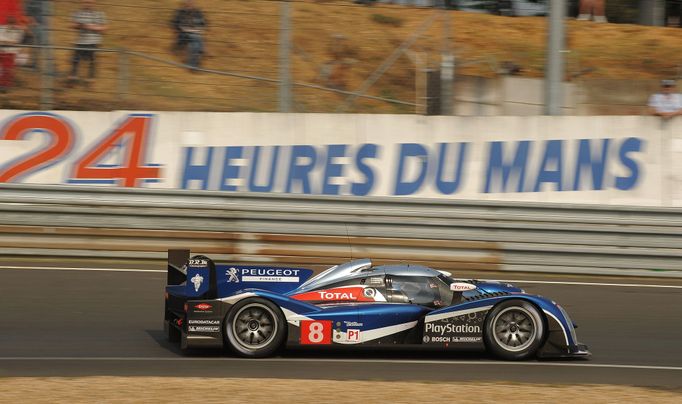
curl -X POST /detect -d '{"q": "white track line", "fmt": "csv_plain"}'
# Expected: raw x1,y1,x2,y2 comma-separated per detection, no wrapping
0,266,164,273
0,357,680,371
1,266,681,289
495,280,682,289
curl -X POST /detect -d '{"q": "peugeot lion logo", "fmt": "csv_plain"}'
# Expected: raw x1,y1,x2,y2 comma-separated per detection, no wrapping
227,267,240,283
190,273,204,292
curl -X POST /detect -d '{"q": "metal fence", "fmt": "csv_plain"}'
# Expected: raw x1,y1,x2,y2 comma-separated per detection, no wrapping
7,0,453,113
1,184,680,278
7,0,681,115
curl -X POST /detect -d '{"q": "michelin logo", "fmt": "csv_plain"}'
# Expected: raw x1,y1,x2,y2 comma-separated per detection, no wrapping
188,325,220,333
190,273,204,292
425,323,481,336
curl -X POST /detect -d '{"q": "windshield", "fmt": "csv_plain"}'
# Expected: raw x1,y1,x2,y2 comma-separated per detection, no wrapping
298,264,338,289
291,258,373,294
387,275,453,308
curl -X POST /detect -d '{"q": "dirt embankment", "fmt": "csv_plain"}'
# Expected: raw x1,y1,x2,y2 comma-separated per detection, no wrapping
1,377,680,403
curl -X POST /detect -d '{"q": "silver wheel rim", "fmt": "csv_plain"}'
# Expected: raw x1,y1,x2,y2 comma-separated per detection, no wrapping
231,303,277,350
492,306,537,352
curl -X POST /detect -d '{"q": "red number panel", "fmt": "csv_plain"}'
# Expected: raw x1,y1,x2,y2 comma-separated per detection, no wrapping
300,320,332,345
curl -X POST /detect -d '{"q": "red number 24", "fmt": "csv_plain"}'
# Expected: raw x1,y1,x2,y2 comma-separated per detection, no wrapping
70,115,161,187
0,113,161,187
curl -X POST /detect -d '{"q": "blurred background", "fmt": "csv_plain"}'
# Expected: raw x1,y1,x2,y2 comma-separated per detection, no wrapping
1,0,682,115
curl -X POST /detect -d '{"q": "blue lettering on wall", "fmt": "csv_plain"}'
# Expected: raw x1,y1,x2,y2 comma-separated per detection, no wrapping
181,147,214,190
351,143,378,196
615,137,644,191
220,146,243,191
573,139,610,191
286,145,317,194
533,140,564,192
178,137,644,196
322,144,347,195
435,142,468,195
394,143,428,196
248,146,280,193
484,141,530,193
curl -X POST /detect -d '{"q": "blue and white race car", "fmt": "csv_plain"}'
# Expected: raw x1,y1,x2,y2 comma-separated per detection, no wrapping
164,250,589,360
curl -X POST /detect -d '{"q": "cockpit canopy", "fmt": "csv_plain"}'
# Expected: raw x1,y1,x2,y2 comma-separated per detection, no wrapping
295,258,373,293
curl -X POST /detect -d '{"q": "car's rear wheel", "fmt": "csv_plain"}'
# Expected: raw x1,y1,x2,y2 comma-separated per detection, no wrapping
484,299,545,360
166,319,181,343
225,298,286,358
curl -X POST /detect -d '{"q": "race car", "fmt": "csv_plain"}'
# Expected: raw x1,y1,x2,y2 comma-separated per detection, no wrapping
164,249,589,360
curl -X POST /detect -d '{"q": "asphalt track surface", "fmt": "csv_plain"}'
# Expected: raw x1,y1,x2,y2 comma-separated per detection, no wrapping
1,264,681,389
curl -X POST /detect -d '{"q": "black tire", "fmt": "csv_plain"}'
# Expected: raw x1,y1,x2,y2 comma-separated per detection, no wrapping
166,319,181,343
165,304,181,343
224,298,286,358
484,299,545,360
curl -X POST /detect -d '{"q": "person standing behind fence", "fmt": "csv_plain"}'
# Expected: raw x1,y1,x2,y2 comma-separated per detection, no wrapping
0,16,24,92
68,0,106,85
171,0,207,70
648,80,682,120
577,0,607,23
23,0,43,69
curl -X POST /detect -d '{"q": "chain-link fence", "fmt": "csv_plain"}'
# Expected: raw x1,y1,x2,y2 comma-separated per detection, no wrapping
2,0,682,114
5,0,458,113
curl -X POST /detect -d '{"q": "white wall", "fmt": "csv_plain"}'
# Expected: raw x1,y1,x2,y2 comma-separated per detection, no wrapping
0,111,678,206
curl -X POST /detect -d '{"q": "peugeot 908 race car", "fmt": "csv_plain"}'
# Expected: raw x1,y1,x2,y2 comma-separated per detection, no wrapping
164,250,589,360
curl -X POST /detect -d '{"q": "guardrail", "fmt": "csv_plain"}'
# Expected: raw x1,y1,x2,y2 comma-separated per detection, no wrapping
0,184,681,278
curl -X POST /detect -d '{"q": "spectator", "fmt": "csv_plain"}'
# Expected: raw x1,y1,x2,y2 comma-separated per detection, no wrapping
171,0,207,70
23,0,43,69
577,0,607,23
0,15,23,92
0,0,21,24
648,80,682,119
68,0,107,85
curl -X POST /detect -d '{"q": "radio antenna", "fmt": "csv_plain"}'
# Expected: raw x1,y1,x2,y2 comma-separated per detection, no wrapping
345,224,354,260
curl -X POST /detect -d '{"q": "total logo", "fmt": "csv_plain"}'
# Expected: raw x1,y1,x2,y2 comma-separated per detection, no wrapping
450,282,477,292
425,322,481,336
319,291,357,300
293,287,375,302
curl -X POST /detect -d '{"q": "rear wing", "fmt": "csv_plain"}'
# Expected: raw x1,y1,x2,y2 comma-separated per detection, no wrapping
167,249,315,299
167,249,189,286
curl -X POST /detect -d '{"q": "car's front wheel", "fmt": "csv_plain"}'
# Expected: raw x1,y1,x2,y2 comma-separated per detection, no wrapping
224,298,286,358
484,299,545,360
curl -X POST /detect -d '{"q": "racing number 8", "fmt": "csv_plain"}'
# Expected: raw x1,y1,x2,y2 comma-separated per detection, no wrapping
308,322,325,343
300,320,331,345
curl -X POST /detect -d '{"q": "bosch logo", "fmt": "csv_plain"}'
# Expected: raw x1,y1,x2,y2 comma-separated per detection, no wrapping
363,288,376,298
194,303,212,311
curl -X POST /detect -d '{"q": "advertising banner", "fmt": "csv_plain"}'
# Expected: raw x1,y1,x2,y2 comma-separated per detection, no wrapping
1,111,679,206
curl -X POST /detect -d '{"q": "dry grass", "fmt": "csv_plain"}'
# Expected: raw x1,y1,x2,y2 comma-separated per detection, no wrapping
7,1,682,112
1,377,681,403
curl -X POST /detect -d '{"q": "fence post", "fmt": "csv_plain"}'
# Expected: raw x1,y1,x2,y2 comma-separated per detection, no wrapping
39,0,54,110
118,49,129,102
278,0,292,112
440,3,454,115
544,0,566,115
